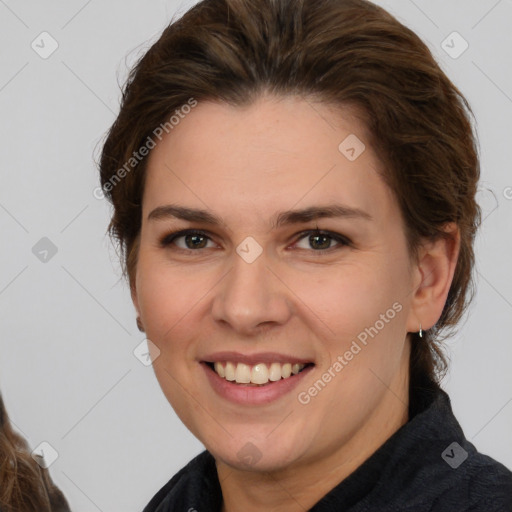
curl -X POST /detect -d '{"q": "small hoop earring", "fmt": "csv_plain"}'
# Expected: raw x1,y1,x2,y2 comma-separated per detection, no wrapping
419,323,423,338
136,316,145,333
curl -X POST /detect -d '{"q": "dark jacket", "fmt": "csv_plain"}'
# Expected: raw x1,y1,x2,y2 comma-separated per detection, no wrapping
143,379,512,511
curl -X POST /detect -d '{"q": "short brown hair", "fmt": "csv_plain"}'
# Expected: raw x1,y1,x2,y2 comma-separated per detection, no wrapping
99,0,481,391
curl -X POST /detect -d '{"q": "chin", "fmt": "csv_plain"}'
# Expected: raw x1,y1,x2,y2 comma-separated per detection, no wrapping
205,429,310,473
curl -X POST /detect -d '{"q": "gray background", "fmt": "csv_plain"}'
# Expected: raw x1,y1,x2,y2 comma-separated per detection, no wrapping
0,1,511,510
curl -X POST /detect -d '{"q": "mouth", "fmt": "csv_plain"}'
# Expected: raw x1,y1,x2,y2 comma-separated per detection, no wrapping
204,361,314,386
199,351,316,405
200,358,316,407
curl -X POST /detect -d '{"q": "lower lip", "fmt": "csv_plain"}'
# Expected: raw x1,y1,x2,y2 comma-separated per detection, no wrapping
201,362,314,405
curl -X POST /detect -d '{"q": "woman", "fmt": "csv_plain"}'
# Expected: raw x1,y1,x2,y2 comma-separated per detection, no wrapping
99,0,512,510
0,393,71,512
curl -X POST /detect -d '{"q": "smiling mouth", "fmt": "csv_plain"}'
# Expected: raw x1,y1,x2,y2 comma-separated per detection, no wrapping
204,361,314,386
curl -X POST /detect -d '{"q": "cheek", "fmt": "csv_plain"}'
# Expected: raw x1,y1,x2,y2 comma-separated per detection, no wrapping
295,259,408,339
296,265,409,410
136,257,212,430
295,261,410,406
136,256,214,343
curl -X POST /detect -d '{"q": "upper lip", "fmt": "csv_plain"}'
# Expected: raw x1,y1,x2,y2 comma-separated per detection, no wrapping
200,351,314,366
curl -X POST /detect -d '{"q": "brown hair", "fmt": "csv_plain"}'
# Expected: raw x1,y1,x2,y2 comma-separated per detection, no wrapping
0,393,71,512
99,0,480,392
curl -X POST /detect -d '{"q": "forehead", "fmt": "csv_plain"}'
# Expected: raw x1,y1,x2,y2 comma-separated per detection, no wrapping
143,96,396,228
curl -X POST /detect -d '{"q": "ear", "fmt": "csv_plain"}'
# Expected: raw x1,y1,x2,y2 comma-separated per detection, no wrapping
406,222,460,334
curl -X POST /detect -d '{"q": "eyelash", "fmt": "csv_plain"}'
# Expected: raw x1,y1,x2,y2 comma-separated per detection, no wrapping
159,228,352,254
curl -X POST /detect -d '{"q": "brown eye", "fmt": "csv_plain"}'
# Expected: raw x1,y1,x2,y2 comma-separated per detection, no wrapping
294,230,350,253
308,233,332,250
160,230,215,250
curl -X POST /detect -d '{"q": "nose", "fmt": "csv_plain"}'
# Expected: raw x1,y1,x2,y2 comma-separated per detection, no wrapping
211,249,292,335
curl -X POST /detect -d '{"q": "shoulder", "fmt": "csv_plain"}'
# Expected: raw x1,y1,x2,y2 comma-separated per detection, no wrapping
374,438,512,511
412,425,512,510
428,388,512,510
457,449,512,511
371,382,512,511
417,449,512,512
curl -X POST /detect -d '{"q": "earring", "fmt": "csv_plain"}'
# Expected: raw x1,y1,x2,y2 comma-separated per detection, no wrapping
136,316,145,332
419,323,423,338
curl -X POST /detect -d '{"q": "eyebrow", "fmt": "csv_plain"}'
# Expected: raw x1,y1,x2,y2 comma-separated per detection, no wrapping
147,204,372,229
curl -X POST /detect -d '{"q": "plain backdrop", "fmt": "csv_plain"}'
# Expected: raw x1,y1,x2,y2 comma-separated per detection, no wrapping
0,1,511,511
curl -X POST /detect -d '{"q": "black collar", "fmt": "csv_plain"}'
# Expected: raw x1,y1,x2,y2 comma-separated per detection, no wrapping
143,379,512,511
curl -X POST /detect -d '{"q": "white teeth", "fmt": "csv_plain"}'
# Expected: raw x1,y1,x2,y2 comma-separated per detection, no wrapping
214,362,225,378
251,363,269,384
225,362,236,381
292,363,301,375
269,362,282,382
281,363,292,379
211,361,306,385
235,363,251,383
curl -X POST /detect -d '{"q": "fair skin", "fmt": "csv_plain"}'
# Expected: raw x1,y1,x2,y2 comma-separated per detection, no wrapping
132,95,460,512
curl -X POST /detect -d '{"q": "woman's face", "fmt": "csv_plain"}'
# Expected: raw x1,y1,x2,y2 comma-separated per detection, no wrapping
133,96,420,472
